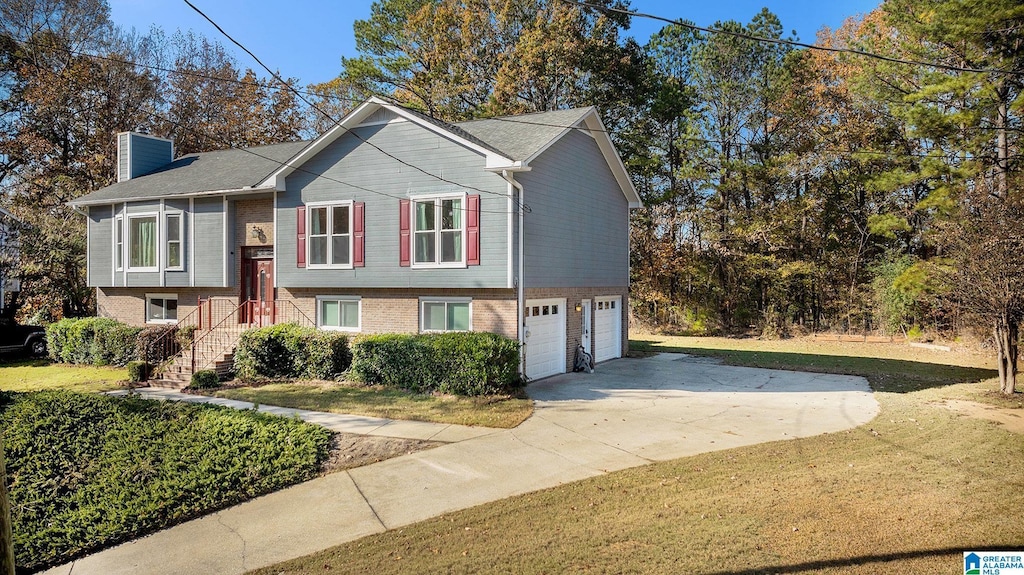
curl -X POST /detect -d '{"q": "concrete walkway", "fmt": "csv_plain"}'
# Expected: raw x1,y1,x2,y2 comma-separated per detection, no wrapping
44,354,879,575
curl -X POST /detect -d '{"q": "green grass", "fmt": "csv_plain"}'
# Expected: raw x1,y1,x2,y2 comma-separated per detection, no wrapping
631,335,1000,395
252,337,1024,575
0,358,128,392
1,390,330,572
213,381,533,428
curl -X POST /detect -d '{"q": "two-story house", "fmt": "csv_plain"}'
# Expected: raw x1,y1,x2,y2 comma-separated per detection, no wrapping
69,98,641,381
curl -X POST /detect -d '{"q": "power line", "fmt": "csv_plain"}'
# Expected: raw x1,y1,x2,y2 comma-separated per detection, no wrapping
561,0,1024,77
181,0,524,208
10,35,370,105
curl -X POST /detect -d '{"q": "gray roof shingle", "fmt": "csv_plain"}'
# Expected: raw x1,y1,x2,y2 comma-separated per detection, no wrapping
455,107,594,160
70,140,310,205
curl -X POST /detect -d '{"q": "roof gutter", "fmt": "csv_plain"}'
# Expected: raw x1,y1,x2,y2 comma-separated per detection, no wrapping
67,185,276,208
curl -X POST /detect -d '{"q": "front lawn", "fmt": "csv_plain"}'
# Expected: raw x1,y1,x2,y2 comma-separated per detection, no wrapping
252,338,1024,575
213,381,533,428
631,335,999,394
1,390,330,572
0,358,127,393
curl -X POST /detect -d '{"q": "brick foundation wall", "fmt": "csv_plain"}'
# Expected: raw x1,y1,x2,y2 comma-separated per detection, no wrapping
96,287,236,326
278,288,518,339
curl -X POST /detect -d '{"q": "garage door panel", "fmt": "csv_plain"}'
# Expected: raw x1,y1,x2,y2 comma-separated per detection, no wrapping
525,298,565,381
594,296,621,363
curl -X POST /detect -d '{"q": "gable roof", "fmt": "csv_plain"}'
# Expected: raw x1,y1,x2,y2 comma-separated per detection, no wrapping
71,97,641,208
455,108,593,161
69,141,309,206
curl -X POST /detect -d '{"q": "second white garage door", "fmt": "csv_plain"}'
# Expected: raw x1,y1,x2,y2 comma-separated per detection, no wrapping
524,298,566,380
594,296,622,362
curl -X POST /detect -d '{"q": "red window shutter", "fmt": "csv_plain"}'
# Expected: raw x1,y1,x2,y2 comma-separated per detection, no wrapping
296,206,306,268
399,199,411,267
353,202,365,267
466,194,480,266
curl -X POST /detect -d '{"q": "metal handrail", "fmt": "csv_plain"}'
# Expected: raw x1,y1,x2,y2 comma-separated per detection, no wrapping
145,305,202,377
189,300,252,374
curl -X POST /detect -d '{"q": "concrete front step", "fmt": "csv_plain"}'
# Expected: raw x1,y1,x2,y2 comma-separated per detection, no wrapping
142,379,186,390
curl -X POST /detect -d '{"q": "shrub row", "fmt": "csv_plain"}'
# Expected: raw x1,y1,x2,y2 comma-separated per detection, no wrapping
46,318,184,367
0,390,331,572
350,332,522,395
233,323,351,381
46,318,142,366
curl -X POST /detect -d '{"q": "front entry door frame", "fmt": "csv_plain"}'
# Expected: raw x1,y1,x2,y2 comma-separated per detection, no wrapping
242,248,274,326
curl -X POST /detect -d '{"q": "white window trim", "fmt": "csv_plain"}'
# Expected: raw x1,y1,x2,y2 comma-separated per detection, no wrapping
316,295,361,332
126,212,159,273
410,192,467,269
145,293,178,324
306,200,354,269
419,296,472,332
164,211,184,271
113,214,124,272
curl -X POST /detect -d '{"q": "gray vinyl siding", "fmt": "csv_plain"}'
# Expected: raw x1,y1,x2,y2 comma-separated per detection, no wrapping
117,133,130,182
277,122,509,289
121,133,173,181
518,129,629,288
193,198,225,286
87,205,113,287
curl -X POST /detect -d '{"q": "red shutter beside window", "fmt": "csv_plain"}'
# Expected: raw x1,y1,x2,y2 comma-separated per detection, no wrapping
399,199,411,267
296,206,306,268
353,202,365,267
466,194,480,266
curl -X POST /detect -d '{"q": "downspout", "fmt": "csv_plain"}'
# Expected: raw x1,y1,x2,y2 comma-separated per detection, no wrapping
500,170,526,377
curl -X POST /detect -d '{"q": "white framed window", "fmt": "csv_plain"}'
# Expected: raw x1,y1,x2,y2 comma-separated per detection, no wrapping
114,215,124,271
145,293,177,324
127,213,158,271
308,202,353,268
165,212,183,270
412,194,465,267
420,297,471,332
316,295,361,332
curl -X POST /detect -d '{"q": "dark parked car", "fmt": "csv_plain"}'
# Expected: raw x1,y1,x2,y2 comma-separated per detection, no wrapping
0,318,47,356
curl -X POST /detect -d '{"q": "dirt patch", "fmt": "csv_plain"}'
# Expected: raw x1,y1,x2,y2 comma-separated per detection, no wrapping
320,433,442,474
935,399,1024,434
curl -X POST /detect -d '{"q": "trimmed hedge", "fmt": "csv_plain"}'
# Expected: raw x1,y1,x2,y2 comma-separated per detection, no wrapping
233,323,351,381
350,332,522,395
188,369,220,390
126,361,149,383
45,318,143,366
0,390,330,572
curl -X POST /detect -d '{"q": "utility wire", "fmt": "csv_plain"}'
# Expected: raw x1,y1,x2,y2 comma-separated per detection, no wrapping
561,0,1024,77
181,0,527,210
10,35,371,105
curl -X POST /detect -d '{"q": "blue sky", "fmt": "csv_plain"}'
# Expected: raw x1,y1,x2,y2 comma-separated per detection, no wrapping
109,0,880,87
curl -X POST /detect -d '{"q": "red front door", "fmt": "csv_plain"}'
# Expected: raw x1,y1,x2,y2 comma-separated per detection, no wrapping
244,258,274,325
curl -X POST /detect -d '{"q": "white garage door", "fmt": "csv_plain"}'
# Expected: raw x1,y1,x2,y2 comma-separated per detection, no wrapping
594,296,622,363
524,298,566,380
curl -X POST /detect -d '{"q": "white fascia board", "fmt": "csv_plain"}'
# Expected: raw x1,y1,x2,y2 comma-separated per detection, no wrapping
259,97,517,190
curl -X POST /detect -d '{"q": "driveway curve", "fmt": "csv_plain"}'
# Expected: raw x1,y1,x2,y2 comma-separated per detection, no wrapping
45,353,878,575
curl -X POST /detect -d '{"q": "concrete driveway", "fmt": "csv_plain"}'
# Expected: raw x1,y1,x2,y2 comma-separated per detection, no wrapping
45,354,878,575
